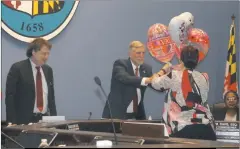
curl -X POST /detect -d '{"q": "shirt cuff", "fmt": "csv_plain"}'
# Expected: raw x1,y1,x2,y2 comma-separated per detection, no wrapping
141,77,148,86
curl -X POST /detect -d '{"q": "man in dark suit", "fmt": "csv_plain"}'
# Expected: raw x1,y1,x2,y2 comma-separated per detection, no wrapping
5,38,57,125
102,41,154,120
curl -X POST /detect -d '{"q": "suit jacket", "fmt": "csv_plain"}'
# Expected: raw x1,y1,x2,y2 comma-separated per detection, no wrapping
5,59,57,124
102,58,153,120
213,107,239,121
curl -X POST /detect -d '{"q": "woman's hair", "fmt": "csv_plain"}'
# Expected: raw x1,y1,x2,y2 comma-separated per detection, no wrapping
180,45,199,70
224,90,239,103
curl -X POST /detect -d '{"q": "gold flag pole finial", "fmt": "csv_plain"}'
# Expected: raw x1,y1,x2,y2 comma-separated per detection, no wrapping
231,14,235,21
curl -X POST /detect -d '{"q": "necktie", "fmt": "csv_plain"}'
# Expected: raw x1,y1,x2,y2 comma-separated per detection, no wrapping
36,66,43,112
133,67,139,113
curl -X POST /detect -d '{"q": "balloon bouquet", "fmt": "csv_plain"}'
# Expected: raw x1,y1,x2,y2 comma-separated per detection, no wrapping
147,12,210,70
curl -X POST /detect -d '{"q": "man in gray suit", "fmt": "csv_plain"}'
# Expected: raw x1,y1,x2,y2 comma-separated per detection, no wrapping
102,41,154,120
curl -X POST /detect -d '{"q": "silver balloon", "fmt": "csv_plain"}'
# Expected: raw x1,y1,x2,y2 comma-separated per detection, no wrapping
179,12,194,27
168,16,188,46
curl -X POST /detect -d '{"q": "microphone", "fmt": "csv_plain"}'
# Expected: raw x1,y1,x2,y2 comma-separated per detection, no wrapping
88,112,92,120
94,76,118,145
94,76,101,86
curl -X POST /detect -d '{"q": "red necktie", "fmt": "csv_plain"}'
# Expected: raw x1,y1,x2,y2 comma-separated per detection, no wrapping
36,66,43,112
133,67,139,113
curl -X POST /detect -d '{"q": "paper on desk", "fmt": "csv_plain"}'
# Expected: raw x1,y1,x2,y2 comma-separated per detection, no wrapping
96,140,112,148
42,116,65,122
124,122,169,137
163,124,169,137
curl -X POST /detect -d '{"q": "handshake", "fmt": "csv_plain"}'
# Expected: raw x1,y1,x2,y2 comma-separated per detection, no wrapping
144,62,172,84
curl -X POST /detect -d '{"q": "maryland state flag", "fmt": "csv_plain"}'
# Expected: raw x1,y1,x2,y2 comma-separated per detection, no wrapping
223,16,239,96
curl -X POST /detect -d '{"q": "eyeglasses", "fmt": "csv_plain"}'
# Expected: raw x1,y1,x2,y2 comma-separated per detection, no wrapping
227,96,236,100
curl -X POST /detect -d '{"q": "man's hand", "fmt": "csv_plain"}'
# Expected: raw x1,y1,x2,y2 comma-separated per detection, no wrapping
144,77,152,84
151,73,159,79
144,73,159,84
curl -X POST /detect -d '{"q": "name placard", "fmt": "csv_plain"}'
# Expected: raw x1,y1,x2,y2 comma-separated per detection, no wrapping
67,124,79,131
215,121,239,143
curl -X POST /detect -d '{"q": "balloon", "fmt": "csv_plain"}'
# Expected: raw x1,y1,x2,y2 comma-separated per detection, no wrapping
175,28,210,62
168,16,188,46
179,12,194,28
147,23,178,63
188,28,209,62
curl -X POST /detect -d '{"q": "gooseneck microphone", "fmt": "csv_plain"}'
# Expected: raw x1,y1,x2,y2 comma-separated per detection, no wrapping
94,76,118,145
88,112,92,120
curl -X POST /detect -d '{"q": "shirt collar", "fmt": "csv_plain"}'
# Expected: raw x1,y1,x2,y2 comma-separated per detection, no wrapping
29,58,40,70
130,60,140,70
188,70,193,74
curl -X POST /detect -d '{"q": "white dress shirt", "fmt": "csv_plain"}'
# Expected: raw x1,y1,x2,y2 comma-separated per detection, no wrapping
30,59,48,114
127,61,148,113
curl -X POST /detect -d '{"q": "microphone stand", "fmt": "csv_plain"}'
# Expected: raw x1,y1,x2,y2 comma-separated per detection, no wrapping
1,131,24,148
99,85,118,145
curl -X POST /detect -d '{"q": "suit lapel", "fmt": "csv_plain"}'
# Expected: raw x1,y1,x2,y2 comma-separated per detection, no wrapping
42,65,50,87
139,65,146,77
128,59,146,98
26,59,35,93
127,58,147,77
127,58,135,76
26,59,50,92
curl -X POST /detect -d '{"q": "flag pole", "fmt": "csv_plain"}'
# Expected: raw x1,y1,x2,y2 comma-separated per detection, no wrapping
231,14,235,26
231,14,239,93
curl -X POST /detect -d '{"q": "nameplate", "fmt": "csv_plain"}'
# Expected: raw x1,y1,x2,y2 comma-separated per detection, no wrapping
215,121,239,143
67,124,79,131
42,116,65,122
121,122,169,138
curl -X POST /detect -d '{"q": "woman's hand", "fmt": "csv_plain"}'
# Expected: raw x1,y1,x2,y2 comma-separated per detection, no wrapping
157,62,172,76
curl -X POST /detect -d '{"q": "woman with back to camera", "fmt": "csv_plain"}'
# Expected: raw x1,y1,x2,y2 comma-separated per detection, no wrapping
151,45,216,140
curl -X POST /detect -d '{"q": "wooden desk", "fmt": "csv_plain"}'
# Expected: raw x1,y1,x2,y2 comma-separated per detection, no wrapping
2,120,239,148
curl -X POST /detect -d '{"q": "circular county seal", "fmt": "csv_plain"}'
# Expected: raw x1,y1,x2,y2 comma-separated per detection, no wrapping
1,0,79,42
